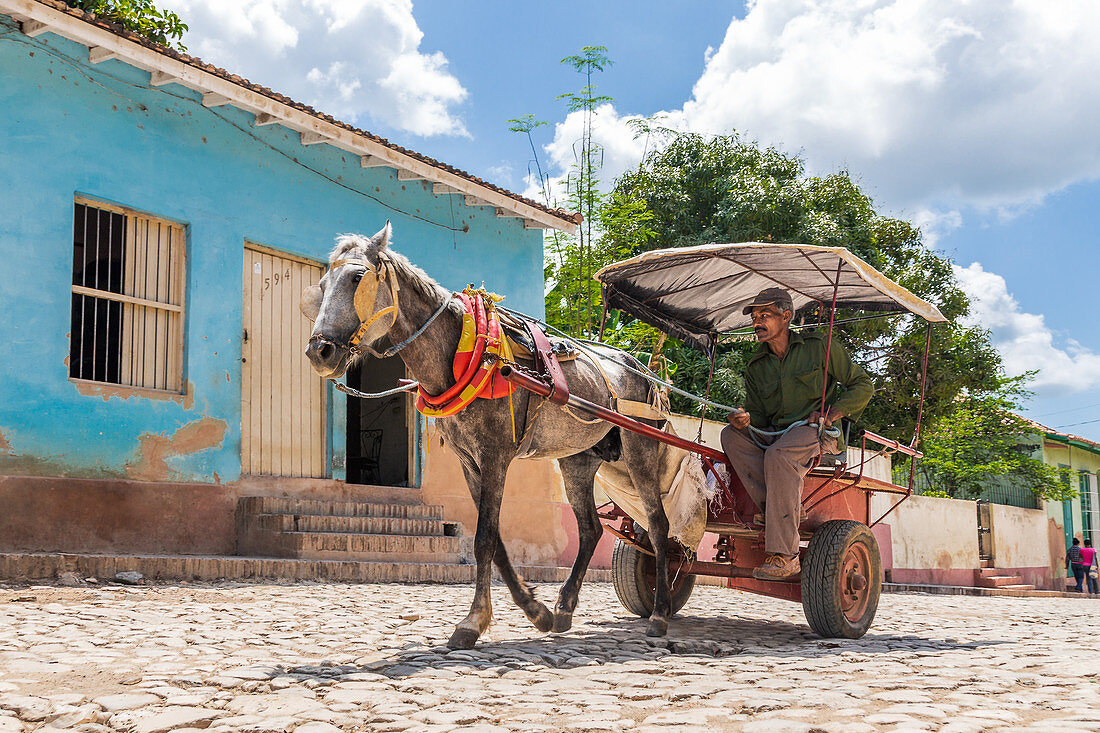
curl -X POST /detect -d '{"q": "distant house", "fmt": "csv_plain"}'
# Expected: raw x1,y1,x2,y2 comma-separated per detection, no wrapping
1028,420,1100,550
0,0,582,570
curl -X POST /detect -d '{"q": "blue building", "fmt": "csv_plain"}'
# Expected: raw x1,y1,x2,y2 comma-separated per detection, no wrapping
0,0,577,560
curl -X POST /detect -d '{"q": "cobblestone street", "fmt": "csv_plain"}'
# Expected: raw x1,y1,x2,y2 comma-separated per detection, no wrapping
0,580,1097,732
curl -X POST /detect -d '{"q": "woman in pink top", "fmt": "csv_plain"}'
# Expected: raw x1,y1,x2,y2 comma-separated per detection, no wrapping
1083,539,1098,595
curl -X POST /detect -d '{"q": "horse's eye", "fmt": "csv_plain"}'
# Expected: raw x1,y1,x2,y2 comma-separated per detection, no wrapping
352,272,363,284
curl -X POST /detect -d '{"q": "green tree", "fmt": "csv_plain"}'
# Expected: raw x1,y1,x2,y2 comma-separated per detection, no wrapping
67,0,188,50
506,114,552,207
546,46,614,337
603,131,1005,443
903,373,1071,502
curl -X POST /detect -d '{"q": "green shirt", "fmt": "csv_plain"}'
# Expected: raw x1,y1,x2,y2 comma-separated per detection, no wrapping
743,330,874,449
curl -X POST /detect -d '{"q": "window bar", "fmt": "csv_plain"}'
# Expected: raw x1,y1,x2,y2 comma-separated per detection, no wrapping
92,207,101,382
128,219,137,388
105,211,114,383
79,204,89,380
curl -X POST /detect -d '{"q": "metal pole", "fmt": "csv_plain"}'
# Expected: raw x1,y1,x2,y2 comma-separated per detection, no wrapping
908,322,934,490
817,260,844,438
699,340,717,441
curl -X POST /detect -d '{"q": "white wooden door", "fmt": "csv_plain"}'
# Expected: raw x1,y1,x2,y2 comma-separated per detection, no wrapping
241,245,326,477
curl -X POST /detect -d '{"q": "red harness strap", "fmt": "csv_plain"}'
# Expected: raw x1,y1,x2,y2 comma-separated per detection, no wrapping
524,321,570,405
415,290,515,418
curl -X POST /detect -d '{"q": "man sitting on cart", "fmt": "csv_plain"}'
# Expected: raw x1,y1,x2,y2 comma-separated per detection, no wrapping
722,287,874,581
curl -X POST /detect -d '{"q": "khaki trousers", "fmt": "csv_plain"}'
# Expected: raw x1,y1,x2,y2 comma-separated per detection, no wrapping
720,424,837,556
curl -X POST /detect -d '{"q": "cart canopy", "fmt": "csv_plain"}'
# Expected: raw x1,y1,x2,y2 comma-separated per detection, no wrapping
594,242,948,350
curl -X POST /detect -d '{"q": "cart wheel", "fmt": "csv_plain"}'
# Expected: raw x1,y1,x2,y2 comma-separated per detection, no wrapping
801,520,881,639
611,538,695,618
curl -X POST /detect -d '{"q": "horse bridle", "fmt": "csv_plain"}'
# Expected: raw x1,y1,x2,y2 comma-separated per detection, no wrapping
314,250,450,360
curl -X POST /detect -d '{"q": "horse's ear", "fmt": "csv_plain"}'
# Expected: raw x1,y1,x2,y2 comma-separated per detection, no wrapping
300,285,323,321
370,221,392,251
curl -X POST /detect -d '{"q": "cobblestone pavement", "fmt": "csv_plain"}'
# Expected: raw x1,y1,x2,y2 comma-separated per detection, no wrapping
0,580,1097,732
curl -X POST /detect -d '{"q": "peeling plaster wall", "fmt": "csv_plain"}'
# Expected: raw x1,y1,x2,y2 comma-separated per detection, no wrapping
0,21,544,483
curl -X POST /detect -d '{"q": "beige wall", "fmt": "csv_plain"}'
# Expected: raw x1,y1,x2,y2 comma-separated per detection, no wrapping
419,422,578,567
989,503,1051,568
872,493,977,585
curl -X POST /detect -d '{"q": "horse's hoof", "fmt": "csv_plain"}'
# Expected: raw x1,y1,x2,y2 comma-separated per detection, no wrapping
552,613,573,633
529,604,554,633
645,617,669,637
447,628,480,650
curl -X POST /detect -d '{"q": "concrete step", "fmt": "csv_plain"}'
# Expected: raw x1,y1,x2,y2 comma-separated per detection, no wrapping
0,552,612,585
248,513,452,537
978,567,1005,578
276,531,463,563
0,552,475,584
239,496,444,521
883,582,1076,599
977,575,1025,588
1000,584,1037,591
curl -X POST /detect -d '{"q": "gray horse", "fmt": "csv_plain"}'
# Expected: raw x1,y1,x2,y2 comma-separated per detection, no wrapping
302,224,673,649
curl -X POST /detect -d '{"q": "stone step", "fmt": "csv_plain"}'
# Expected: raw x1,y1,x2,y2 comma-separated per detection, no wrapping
276,531,463,564
239,496,444,521
1000,584,1037,591
0,552,475,584
0,552,612,585
977,574,1025,588
248,513,452,537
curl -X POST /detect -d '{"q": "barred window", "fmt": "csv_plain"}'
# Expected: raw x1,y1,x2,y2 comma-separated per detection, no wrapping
69,199,186,392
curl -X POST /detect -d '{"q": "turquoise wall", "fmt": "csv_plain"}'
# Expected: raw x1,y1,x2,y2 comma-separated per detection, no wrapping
0,18,546,483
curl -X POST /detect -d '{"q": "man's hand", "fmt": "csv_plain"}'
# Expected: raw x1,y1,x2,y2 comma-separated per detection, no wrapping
728,408,751,430
808,406,844,427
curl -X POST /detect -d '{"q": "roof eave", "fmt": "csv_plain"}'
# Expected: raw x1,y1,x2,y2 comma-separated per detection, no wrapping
0,0,579,233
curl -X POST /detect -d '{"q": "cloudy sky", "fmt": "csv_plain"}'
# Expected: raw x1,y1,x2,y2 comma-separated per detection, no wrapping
174,0,1100,440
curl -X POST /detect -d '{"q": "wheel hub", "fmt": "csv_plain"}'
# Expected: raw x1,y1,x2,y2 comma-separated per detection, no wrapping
840,543,872,622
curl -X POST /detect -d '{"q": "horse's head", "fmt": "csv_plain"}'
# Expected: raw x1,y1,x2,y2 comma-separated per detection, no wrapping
302,222,399,379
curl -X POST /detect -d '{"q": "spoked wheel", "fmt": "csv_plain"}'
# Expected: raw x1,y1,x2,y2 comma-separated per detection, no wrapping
801,520,882,638
611,536,695,618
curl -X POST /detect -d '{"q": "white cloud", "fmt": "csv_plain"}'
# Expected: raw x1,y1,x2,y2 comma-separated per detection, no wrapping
542,1,1100,218
681,0,1100,215
954,263,1100,392
171,0,468,137
536,104,679,205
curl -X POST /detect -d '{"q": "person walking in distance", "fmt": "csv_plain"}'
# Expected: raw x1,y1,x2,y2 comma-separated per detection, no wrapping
1081,539,1098,595
1067,537,1087,593
720,288,874,581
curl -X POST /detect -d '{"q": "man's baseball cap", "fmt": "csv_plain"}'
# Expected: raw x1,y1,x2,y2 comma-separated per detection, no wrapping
742,287,794,315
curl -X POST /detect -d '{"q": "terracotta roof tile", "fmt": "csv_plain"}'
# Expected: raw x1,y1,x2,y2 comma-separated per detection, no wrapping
1023,416,1100,452
18,0,581,227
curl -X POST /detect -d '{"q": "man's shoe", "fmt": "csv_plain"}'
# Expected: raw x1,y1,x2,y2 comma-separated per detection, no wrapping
752,553,801,581
752,507,808,526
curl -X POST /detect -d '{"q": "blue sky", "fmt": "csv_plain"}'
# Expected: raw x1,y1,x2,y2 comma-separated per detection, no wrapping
172,0,1100,441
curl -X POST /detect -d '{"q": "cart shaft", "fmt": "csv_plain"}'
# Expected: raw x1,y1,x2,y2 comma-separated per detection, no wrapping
498,364,728,463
